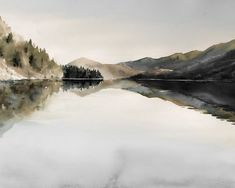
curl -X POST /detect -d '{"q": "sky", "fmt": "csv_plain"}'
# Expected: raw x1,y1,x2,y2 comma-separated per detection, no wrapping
0,0,235,64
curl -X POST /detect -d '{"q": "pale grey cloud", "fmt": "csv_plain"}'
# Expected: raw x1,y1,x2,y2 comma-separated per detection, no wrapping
0,0,235,64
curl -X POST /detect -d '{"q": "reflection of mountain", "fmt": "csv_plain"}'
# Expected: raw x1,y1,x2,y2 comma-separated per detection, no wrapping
0,80,60,136
126,80,235,123
66,79,235,123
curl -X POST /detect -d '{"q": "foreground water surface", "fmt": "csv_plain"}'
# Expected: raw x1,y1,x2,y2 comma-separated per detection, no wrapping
1,80,235,188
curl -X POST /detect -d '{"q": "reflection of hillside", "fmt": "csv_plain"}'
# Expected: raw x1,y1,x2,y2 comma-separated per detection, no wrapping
130,80,235,123
62,80,235,124
0,80,60,136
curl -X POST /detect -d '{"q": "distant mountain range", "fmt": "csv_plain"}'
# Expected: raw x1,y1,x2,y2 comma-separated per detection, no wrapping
121,39,235,80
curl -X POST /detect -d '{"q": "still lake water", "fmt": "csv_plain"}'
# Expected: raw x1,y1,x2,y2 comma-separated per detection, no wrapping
1,80,235,188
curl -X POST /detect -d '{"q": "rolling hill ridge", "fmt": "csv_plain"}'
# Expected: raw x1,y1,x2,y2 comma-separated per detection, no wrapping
121,39,235,80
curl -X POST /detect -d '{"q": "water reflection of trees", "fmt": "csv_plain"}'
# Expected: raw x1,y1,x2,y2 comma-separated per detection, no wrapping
0,80,61,136
0,80,103,136
0,80,102,121
62,80,102,91
0,80,59,119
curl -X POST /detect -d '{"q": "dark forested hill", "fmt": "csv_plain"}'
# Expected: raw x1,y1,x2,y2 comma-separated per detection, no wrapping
122,39,235,80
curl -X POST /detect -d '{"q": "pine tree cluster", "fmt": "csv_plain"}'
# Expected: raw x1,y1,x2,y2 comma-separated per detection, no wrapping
62,65,103,79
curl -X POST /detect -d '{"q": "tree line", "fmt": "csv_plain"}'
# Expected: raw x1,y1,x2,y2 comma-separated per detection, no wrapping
62,65,103,79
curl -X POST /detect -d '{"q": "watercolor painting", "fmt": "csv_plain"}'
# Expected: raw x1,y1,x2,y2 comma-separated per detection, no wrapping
1,0,235,187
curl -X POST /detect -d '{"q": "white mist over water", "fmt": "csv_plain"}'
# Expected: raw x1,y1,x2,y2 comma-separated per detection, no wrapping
0,88,235,188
